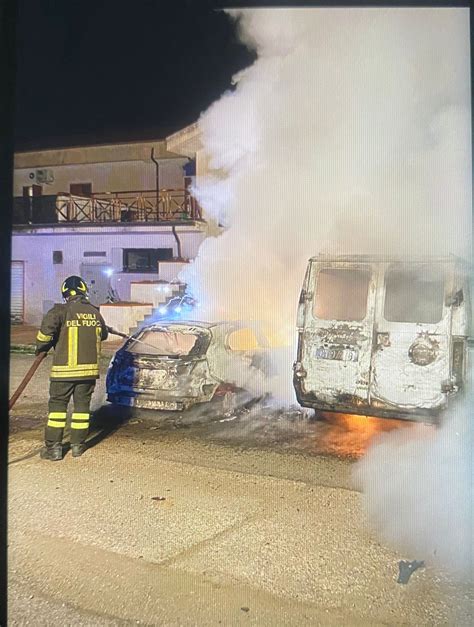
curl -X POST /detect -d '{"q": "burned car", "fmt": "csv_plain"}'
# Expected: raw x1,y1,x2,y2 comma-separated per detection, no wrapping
294,255,472,421
106,321,269,411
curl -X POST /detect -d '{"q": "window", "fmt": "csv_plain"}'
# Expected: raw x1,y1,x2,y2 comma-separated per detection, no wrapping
52,251,63,264
313,268,371,321
70,183,92,197
384,265,445,324
128,330,199,356
123,248,173,272
84,251,106,257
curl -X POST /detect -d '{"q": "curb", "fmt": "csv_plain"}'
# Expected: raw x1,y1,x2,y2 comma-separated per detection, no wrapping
10,344,36,354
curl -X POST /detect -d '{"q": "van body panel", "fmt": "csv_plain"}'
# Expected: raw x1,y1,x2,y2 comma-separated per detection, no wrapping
369,262,452,411
294,255,472,420
297,261,377,409
370,331,449,410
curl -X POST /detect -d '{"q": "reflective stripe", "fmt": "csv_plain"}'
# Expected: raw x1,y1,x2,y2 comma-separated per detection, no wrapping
51,363,98,371
48,412,67,419
51,366,99,378
68,326,78,367
37,331,53,342
51,363,99,378
51,371,99,378
47,419,66,428
47,411,67,428
71,422,89,429
71,413,89,421
96,327,102,357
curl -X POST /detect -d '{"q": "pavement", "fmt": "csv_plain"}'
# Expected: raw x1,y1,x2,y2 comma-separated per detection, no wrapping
10,324,38,349
7,348,474,625
9,422,473,626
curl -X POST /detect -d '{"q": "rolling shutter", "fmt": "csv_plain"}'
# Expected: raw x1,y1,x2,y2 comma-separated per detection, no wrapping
11,262,24,323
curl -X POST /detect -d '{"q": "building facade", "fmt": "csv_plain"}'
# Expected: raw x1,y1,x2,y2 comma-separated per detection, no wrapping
13,140,187,198
11,134,206,327
12,223,206,324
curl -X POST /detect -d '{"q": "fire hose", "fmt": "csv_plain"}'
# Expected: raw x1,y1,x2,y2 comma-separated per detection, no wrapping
9,351,48,410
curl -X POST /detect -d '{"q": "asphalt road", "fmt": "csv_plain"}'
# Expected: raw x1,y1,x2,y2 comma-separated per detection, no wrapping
8,353,473,625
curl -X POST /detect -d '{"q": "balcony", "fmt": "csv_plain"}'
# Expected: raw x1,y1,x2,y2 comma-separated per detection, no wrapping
13,189,203,225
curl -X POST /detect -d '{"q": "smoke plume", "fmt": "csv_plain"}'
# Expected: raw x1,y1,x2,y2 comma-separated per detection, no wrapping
181,7,471,402
178,8,473,580
353,395,473,581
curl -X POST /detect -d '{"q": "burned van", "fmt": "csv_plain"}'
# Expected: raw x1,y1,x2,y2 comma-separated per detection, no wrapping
106,321,269,411
293,255,472,420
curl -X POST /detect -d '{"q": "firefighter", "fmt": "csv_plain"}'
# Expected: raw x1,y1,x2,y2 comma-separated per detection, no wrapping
35,276,109,461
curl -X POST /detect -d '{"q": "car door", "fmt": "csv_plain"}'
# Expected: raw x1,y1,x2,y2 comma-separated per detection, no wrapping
370,262,452,410
300,261,377,408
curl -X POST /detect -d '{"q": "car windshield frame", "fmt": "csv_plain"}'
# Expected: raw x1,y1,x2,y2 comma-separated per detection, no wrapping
125,326,212,357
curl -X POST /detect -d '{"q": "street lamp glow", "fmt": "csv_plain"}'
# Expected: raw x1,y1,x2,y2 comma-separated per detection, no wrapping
103,268,114,277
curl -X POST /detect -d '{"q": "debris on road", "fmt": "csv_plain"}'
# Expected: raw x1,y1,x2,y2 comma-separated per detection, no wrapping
151,496,166,501
397,560,425,584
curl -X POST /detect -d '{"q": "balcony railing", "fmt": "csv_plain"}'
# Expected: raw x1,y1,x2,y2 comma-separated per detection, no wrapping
13,189,203,225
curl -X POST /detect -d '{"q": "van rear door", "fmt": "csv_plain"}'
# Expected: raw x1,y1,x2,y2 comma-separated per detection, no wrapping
370,263,451,411
299,262,377,408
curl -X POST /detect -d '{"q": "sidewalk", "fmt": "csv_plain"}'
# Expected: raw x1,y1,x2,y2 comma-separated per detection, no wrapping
8,429,470,626
10,325,37,348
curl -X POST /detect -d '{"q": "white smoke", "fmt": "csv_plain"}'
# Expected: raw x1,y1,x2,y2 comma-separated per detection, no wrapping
181,7,471,402
353,396,474,581
178,7,473,580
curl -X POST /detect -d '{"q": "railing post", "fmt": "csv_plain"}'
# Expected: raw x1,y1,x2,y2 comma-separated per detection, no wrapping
46,188,202,225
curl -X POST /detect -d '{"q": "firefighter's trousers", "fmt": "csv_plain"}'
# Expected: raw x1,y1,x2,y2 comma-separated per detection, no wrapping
45,380,96,446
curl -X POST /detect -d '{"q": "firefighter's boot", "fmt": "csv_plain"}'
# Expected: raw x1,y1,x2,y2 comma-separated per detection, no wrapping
40,442,63,461
71,443,86,458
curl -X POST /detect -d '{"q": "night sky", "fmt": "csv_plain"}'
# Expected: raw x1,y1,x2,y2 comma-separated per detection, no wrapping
14,0,256,150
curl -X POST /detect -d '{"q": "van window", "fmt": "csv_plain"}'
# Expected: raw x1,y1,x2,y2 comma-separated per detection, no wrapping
313,268,371,321
384,265,444,324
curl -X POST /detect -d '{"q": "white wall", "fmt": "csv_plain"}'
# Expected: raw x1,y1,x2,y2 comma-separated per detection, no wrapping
11,225,206,324
130,283,181,308
14,159,187,197
99,304,154,337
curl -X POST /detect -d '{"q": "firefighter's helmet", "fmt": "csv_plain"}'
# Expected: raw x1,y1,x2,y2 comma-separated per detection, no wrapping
61,276,88,300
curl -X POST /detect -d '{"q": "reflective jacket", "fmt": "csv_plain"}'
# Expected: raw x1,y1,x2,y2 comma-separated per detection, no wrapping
36,296,109,380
